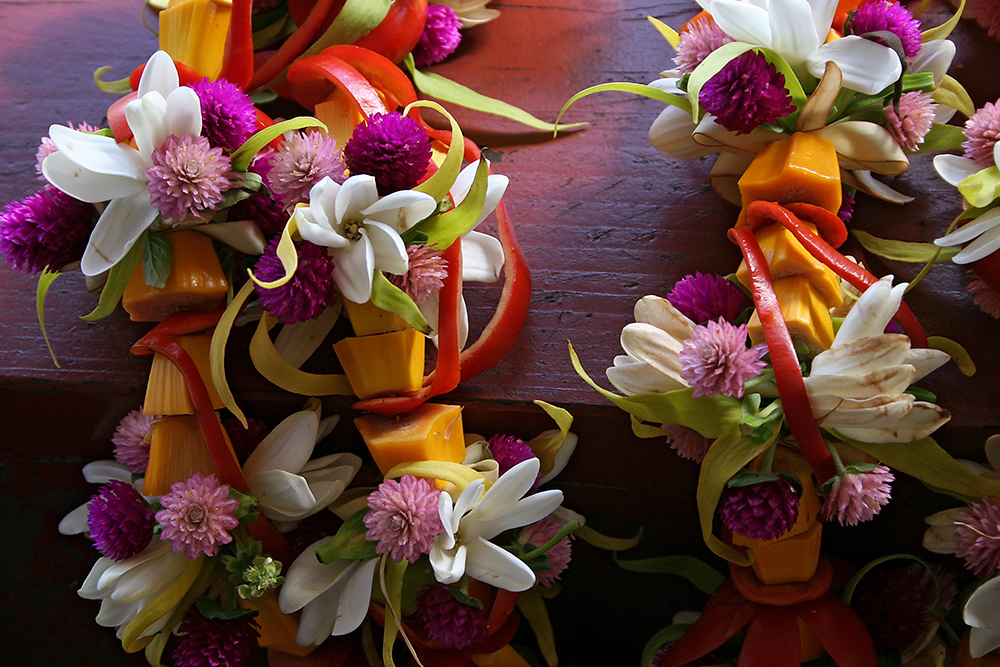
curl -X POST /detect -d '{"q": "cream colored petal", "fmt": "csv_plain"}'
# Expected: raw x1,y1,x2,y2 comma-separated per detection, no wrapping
810,334,910,376
633,295,695,339
933,154,980,187
811,122,909,175
606,355,687,396
136,50,179,99
692,115,782,156
904,347,951,381
279,538,358,613
195,220,266,255
817,397,916,428
430,543,467,585
330,558,378,636
832,276,903,345
331,232,375,304
464,536,537,592
710,152,755,207
620,322,687,386
80,190,160,276
461,230,504,283
362,189,438,233
952,223,1000,265
909,39,955,88
648,105,715,160
769,0,825,68
935,208,1000,248
473,489,564,542
836,402,950,443
804,365,917,399
842,169,915,204
365,220,409,276
807,37,902,95
243,408,320,477
164,86,202,140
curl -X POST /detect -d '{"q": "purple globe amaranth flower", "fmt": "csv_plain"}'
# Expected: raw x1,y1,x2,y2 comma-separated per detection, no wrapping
35,121,101,178
146,133,236,224
488,435,541,492
820,465,894,526
343,112,432,195
968,272,1000,319
884,90,936,151
668,272,748,324
112,408,157,474
718,478,799,541
852,563,954,651
679,319,767,398
700,50,795,135
848,0,922,59
87,480,155,561
266,129,345,208
838,187,856,224
155,472,240,559
963,100,1000,168
253,236,338,324
225,191,287,238
673,15,733,74
0,186,95,274
412,4,463,68
364,475,444,563
415,584,488,650
188,77,258,151
388,244,448,303
518,516,572,587
664,424,713,463
172,609,259,667
955,496,1000,577
968,0,1000,39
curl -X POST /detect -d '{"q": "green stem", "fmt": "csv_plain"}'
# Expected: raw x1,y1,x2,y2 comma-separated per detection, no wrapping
522,520,580,561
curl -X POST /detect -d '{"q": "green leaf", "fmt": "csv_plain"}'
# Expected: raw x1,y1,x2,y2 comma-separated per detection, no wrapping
555,82,691,134
933,74,975,118
369,271,431,334
613,554,724,594
36,270,61,368
315,509,378,563
402,54,581,133
81,231,146,322
851,229,959,262
381,557,408,667
526,400,575,481
959,166,1000,209
909,123,966,155
725,469,782,487
647,16,680,49
642,625,692,667
921,0,965,42
927,335,976,377
405,157,488,249
92,65,132,94
300,0,391,61
231,117,327,172
842,553,935,606
406,99,465,204
194,597,257,620
143,233,173,290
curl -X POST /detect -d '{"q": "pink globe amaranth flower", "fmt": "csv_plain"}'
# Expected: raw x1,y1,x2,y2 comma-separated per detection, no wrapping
146,133,236,224
673,15,733,74
415,584,488,650
412,4,463,68
668,272,748,324
968,272,1000,319
488,434,541,492
968,0,1000,38
848,0,923,59
664,424,713,463
388,244,448,304
171,609,259,667
253,236,338,324
718,478,799,541
0,186,95,274
155,472,240,559
679,319,767,398
112,408,157,474
955,496,1000,577
820,465,894,526
884,90,936,151
266,129,346,209
343,112,432,195
700,50,796,135
518,516,571,587
188,77,258,151
35,121,101,178
364,475,444,563
963,100,1000,168
87,480,155,561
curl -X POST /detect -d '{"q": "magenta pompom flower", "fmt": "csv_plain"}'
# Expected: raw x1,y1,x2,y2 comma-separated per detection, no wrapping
664,424,713,463
487,434,542,492
668,272,748,324
364,475,444,563
412,4,463,68
963,100,1000,168
415,584,488,650
253,237,338,324
820,465,894,526
853,563,955,651
266,129,346,208
388,244,448,303
679,319,767,398
188,77,259,151
884,90,936,151
155,472,240,559
112,409,157,474
847,0,922,59
171,609,259,667
0,186,95,274
718,478,799,541
518,516,572,586
673,15,732,74
343,112,432,194
146,133,236,224
955,496,1000,577
87,480,155,561
700,50,795,135
838,187,856,224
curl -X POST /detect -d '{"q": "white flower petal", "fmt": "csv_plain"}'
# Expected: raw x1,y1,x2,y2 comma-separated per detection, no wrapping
126,92,169,165
137,51,179,100
466,459,540,523
59,503,92,535
970,628,1000,660
836,402,950,443
461,231,504,283
832,276,903,345
810,334,910,376
952,223,1000,264
708,0,773,50
363,190,438,233
933,154,980,186
364,220,409,276
634,296,694,340
986,434,1000,472
606,355,687,396
768,0,824,68
47,125,148,182
165,85,203,139
619,322,686,383
248,469,321,520
648,105,714,160
464,536,537,592
331,231,375,303
243,408,320,477
804,365,917,399
82,460,134,484
430,543,467,584
905,347,951,381
80,558,117,599
296,585,342,646
935,208,1000,248
538,431,578,485
473,489,564,541
472,174,509,228
279,538,357,613
336,175,379,224
817,397,915,428
909,39,955,88
331,558,378,636
295,206,349,249
966,577,1000,630
80,190,161,276
808,37,902,95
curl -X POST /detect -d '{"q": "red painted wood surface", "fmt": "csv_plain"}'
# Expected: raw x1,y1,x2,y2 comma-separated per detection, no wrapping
2,1,999,665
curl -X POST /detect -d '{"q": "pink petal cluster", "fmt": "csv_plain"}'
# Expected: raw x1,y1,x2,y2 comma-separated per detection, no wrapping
266,129,345,208
155,472,240,559
518,516,572,587
673,16,732,74
388,244,448,304
112,408,157,474
664,424,713,463
968,273,1000,319
955,496,1000,577
883,91,936,151
678,319,767,398
146,134,236,223
963,99,1000,168
820,465,894,526
364,475,444,563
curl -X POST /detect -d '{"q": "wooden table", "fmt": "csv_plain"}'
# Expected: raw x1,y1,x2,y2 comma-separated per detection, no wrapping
2,1,998,664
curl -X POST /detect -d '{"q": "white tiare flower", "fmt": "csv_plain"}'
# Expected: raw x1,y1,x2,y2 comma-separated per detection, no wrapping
806,275,951,443
923,435,1000,554
965,576,1000,658
934,143,1000,265
295,174,437,303
242,400,362,532
433,0,499,28
42,50,202,276
605,295,695,396
429,458,563,592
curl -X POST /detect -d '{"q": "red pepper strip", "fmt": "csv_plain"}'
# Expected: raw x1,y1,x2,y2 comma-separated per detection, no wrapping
107,91,139,144
792,594,879,667
352,241,463,416
729,558,832,606
740,606,801,667
745,200,928,348
317,45,419,111
248,0,348,92
654,579,757,667
132,307,227,344
131,333,292,564
783,201,848,249
221,0,254,89
728,227,838,484
285,52,387,115
353,0,429,64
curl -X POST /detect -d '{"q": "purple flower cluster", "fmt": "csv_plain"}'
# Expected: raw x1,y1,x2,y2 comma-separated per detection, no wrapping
87,480,154,561
189,77,259,151
415,584,488,650
848,0,922,59
253,237,338,324
0,186,95,274
488,434,541,492
668,272,747,324
700,50,795,135
718,478,799,541
412,4,463,68
343,112,432,194
171,609,259,667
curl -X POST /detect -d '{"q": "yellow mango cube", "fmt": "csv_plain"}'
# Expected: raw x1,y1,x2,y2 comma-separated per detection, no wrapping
355,403,466,475
333,328,426,400
748,275,835,355
158,0,232,80
144,333,225,416
738,133,842,217
143,414,223,495
343,298,410,337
